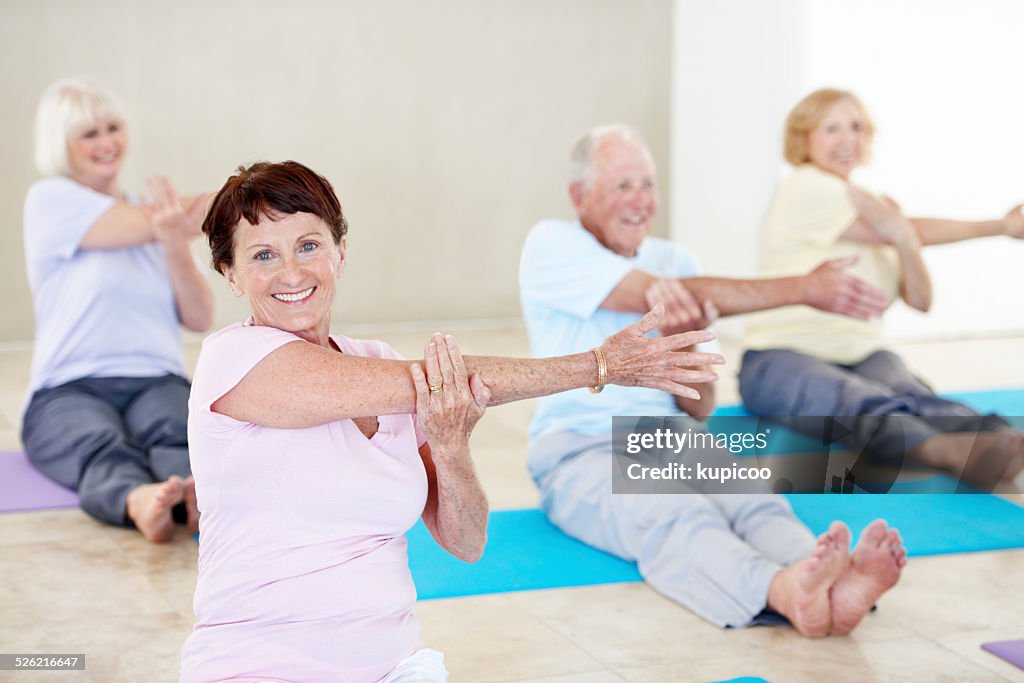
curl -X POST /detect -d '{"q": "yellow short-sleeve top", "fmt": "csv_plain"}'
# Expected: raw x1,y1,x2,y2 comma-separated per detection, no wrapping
742,163,900,364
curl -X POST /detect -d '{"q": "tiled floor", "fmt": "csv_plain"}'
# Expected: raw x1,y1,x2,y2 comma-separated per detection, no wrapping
1,327,1023,682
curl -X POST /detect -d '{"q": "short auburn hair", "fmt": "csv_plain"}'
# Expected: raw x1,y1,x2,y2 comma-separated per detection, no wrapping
783,88,875,166
203,161,348,275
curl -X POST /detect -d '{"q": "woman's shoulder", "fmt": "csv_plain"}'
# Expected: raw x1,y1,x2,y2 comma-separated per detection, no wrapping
192,322,306,399
783,163,847,193
26,176,91,201
24,176,113,218
331,335,403,361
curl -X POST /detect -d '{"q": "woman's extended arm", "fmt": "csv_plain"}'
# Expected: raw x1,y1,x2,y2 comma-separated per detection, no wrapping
910,204,1024,245
79,183,208,249
212,306,724,429
415,335,491,562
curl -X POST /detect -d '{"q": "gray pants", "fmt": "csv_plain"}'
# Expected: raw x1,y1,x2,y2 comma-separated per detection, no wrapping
739,349,1009,463
21,375,192,526
531,431,816,628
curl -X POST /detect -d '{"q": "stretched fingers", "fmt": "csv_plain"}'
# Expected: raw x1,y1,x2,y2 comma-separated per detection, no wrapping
632,304,665,336
849,280,890,317
423,338,443,394
409,363,430,422
432,333,457,403
661,329,720,354
668,366,719,385
443,335,470,393
149,175,171,209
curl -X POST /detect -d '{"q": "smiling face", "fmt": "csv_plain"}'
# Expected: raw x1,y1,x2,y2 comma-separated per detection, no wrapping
67,117,126,194
572,136,658,257
225,211,345,347
806,98,870,180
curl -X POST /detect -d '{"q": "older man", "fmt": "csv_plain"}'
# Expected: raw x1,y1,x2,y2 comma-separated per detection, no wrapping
517,124,905,636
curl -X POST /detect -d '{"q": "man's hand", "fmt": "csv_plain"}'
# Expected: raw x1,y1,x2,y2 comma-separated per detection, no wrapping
644,278,719,335
802,256,890,321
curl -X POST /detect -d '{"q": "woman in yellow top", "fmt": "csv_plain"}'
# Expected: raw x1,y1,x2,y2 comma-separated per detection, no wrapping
740,88,1024,487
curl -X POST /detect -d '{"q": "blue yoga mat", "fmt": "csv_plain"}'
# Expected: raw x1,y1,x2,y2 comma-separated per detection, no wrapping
711,387,1024,418
407,481,1024,600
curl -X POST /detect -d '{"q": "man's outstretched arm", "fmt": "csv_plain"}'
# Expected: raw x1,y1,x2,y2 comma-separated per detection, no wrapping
602,256,888,322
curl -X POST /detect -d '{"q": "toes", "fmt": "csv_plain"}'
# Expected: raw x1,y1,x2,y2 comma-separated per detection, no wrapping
861,519,888,546
829,521,852,549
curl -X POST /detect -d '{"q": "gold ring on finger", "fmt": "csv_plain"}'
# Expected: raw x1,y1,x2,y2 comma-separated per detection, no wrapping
429,382,444,393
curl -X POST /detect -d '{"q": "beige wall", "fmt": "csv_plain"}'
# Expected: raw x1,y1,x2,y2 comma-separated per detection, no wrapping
0,0,671,343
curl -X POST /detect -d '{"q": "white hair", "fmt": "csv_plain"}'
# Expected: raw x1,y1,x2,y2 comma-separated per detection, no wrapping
33,79,126,177
568,123,650,185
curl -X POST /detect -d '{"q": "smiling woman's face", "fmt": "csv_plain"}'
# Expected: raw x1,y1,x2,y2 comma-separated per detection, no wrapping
806,98,870,180
67,117,126,193
225,211,344,347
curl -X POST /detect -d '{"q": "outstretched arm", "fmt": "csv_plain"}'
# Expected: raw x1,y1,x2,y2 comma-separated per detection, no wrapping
79,184,208,250
212,305,725,429
603,261,888,322
910,204,1024,245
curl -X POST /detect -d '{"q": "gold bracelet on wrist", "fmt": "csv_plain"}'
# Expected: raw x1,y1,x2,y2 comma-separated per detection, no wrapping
589,346,607,394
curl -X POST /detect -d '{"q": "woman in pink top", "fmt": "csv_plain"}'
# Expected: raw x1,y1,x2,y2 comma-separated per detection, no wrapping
180,161,725,682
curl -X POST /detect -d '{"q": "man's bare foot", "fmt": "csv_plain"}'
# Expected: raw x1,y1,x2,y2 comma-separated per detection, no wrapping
183,476,201,534
126,476,185,543
829,519,906,635
913,430,1024,488
767,521,851,637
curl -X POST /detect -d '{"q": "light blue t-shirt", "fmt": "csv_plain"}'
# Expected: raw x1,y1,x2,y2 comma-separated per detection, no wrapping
519,218,709,444
23,177,185,396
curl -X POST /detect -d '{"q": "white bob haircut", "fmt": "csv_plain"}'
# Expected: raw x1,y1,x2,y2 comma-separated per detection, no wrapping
33,79,126,177
568,123,650,186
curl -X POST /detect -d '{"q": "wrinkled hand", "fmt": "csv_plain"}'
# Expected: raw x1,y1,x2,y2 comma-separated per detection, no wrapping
411,333,491,454
847,186,916,247
1003,203,1024,239
644,278,719,335
803,256,889,320
600,304,724,399
144,175,208,245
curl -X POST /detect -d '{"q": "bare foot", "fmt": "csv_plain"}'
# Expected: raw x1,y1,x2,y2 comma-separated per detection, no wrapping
183,476,201,534
829,519,906,635
767,521,851,637
126,476,185,543
913,431,1024,488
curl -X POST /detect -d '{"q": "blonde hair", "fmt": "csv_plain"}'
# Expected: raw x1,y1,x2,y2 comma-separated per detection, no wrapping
33,79,126,177
783,88,874,166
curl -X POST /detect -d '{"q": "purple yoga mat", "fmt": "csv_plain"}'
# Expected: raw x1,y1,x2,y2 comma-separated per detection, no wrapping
0,450,79,513
982,640,1024,670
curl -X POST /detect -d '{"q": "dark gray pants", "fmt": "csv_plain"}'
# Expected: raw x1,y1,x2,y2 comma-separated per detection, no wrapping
739,349,1008,463
21,375,192,526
